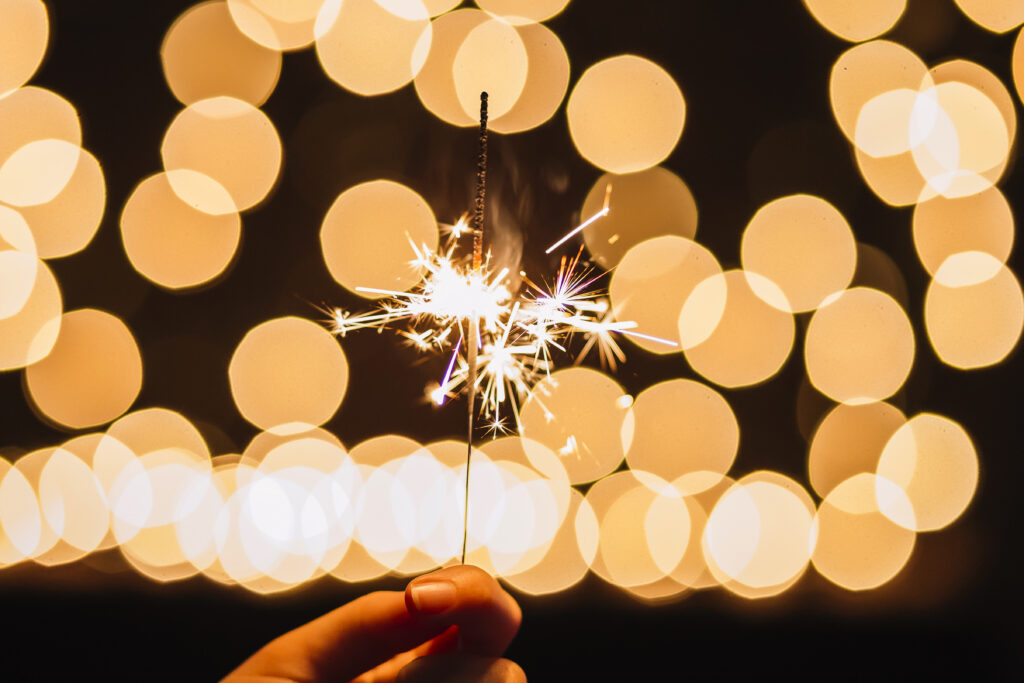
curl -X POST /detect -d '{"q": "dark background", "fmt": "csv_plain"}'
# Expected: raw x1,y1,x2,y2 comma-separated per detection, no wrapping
1,0,1021,678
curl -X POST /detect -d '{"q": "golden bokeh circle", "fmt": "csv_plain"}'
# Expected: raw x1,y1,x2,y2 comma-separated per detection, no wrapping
803,0,906,42
567,55,686,174
0,0,48,97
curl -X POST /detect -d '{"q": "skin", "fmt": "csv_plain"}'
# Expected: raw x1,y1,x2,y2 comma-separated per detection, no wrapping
222,565,526,683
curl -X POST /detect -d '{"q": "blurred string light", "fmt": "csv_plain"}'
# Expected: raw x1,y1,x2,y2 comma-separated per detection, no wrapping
0,0,1020,603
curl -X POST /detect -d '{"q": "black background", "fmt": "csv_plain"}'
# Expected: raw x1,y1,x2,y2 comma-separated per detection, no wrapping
1,0,1021,679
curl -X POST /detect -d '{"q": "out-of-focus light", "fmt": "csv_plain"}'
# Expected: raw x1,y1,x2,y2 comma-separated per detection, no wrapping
24,309,142,429
107,408,211,463
474,0,571,25
520,367,631,485
804,287,915,404
740,194,857,313
704,472,815,595
0,204,37,320
453,18,528,120
0,87,81,180
830,40,929,146
610,236,721,354
803,0,906,42
120,171,241,289
489,22,569,134
877,413,978,532
425,0,461,17
14,148,105,259
953,0,1024,33
161,0,282,106
567,55,686,174
808,402,906,499
0,139,81,207
162,96,282,214
0,0,48,97
680,270,795,388
625,379,737,492
1014,27,1024,105
925,255,1023,369
226,0,323,51
38,446,109,556
580,167,697,269
320,180,439,297
229,316,349,434
0,456,42,562
812,473,916,590
415,9,490,127
930,60,1017,153
0,257,61,370
852,243,910,310
316,0,431,96
913,188,1014,279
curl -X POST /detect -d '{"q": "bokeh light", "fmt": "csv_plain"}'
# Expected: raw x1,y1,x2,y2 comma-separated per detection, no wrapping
414,8,490,127
925,255,1024,369
520,367,631,485
912,188,1014,278
680,269,795,388
229,316,349,434
226,0,322,51
0,138,81,207
25,308,142,429
320,179,439,297
802,0,906,42
0,204,37,320
625,379,738,493
489,21,569,134
581,167,698,269
953,0,1024,33
804,287,915,404
808,402,906,499
316,0,431,96
610,235,720,354
161,96,282,214
453,17,528,121
0,0,48,97
812,473,916,590
567,55,686,173
474,0,571,25
0,87,81,190
14,148,105,259
161,0,282,106
740,194,857,313
120,171,241,289
0,256,61,370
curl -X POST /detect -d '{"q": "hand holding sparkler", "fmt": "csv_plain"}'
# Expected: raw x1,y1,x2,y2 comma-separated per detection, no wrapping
222,565,525,683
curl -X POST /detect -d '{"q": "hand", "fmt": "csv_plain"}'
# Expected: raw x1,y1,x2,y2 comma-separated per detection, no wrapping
222,565,526,682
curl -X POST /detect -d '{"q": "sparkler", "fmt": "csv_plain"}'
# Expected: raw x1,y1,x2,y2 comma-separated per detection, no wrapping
325,92,677,562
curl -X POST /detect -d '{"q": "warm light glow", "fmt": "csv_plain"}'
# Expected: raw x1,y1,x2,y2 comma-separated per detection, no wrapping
581,167,698,269
567,55,686,174
681,270,795,388
0,204,37,320
161,0,282,106
812,473,916,590
120,171,241,289
953,0,1024,33
520,367,631,485
913,188,1014,279
0,257,61,370
625,379,737,491
489,22,569,134
474,0,571,25
316,0,431,96
610,236,720,354
804,287,915,404
162,96,282,214
15,148,105,259
320,180,439,297
453,18,528,121
925,255,1023,369
229,316,349,433
226,0,322,51
415,9,490,127
808,402,906,499
803,0,906,42
0,138,81,208
877,413,978,532
740,194,857,313
0,0,48,97
0,86,81,184
25,308,143,429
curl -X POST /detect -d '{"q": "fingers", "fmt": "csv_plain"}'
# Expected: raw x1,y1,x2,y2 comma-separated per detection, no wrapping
228,590,449,683
396,654,527,683
405,565,522,657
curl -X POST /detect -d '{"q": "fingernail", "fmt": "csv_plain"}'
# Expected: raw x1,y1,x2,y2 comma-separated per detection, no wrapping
409,579,457,614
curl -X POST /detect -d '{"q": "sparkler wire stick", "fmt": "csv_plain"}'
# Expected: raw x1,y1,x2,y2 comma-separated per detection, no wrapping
462,92,488,566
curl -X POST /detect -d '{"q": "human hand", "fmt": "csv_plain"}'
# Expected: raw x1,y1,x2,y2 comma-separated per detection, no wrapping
222,565,526,682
